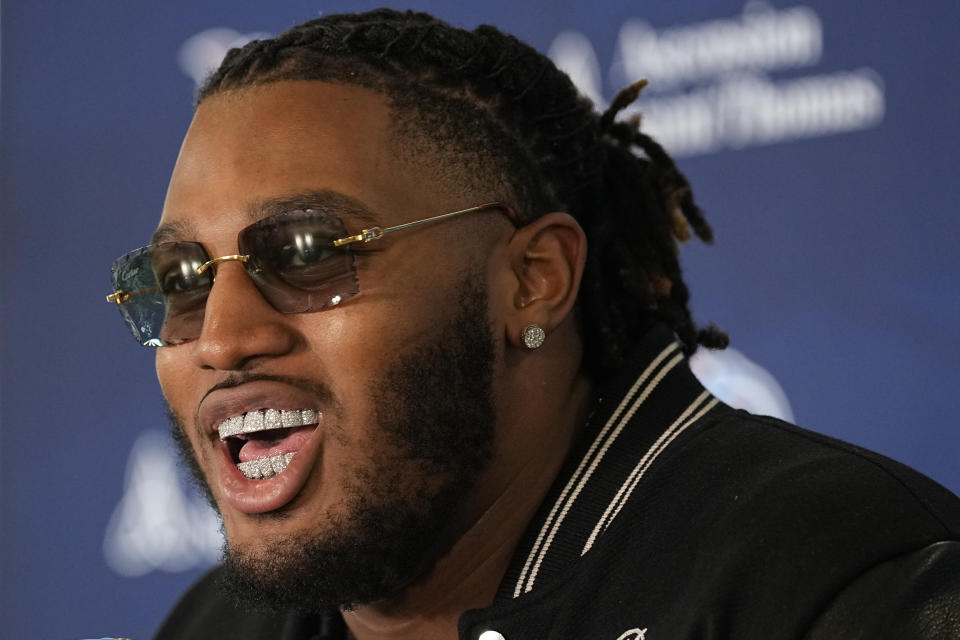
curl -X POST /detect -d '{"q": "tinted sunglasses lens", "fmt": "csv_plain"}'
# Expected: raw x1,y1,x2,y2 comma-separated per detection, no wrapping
109,242,211,346
239,210,358,313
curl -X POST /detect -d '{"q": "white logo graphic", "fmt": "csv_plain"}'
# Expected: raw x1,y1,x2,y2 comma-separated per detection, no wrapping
617,628,648,640
690,347,794,422
178,28,272,87
104,430,222,576
549,2,884,157
548,30,606,109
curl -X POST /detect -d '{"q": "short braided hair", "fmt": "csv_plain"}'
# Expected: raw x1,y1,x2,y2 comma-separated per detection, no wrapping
198,8,728,382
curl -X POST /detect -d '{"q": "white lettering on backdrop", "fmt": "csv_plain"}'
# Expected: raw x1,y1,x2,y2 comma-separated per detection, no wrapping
549,2,885,157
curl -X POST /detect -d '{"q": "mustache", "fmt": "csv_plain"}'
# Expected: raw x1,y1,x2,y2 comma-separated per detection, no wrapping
200,372,337,409
190,372,341,441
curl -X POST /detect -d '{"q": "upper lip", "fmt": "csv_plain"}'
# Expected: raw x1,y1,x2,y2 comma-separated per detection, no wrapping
197,379,329,439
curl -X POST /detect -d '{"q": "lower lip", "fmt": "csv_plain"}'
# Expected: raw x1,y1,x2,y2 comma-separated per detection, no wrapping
216,424,323,514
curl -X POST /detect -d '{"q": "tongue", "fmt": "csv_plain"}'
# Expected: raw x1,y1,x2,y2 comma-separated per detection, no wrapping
237,425,315,463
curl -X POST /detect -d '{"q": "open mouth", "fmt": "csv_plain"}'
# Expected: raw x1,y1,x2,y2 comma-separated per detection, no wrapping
217,408,320,480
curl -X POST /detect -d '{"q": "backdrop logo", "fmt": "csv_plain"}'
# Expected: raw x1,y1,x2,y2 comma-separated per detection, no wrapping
178,28,271,87
689,347,794,422
103,430,221,576
549,2,885,156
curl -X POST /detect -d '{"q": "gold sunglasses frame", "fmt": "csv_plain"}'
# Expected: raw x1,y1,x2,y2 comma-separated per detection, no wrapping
106,202,518,306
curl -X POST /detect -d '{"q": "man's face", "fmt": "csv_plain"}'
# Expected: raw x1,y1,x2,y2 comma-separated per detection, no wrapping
156,81,510,609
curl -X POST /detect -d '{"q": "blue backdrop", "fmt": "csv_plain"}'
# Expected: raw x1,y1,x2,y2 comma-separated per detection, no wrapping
3,2,959,638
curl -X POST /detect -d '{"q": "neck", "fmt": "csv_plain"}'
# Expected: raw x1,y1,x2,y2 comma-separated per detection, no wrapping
343,368,593,640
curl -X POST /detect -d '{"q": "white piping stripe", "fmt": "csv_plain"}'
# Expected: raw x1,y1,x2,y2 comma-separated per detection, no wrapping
515,348,684,596
600,396,719,541
581,393,719,555
582,391,711,551
511,343,680,598
511,343,679,598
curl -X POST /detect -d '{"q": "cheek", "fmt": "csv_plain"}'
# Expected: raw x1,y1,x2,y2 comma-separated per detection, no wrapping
155,348,206,450
297,263,442,369
155,348,191,404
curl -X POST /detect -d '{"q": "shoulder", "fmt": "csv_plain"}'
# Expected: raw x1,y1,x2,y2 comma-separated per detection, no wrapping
629,406,960,573
590,406,960,637
803,540,960,639
675,408,960,538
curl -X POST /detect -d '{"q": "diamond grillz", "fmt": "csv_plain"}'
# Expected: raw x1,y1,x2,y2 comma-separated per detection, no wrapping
218,408,320,440
236,452,296,479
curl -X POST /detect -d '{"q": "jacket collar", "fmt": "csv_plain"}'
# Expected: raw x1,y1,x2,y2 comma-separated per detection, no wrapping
318,326,719,638
495,323,720,600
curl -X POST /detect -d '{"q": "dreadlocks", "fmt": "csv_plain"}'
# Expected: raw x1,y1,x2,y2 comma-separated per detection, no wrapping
197,8,728,382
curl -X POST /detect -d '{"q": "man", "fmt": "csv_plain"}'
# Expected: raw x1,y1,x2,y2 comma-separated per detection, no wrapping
105,9,960,639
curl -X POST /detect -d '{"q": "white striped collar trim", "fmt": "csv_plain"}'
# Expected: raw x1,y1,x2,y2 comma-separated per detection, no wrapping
581,391,718,555
512,341,704,597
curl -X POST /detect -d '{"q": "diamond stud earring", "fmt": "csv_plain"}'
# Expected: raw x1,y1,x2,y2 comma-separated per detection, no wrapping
521,323,546,350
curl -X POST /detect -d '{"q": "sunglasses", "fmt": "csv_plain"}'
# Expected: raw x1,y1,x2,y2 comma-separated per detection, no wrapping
106,202,517,346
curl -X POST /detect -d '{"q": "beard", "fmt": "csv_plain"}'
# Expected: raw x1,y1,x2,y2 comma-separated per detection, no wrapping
168,273,497,614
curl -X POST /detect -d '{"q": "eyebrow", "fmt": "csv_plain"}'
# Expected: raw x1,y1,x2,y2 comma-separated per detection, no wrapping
150,190,379,245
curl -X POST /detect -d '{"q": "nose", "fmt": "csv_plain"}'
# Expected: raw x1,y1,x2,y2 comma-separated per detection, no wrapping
191,261,298,371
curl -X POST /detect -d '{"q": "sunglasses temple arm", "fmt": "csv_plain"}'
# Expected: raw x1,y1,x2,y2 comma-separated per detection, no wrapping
332,202,511,247
106,285,160,304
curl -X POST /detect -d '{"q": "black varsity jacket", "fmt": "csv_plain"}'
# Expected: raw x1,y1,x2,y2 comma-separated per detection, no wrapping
156,325,960,639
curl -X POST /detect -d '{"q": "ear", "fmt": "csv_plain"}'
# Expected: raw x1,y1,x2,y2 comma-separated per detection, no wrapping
504,212,587,349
